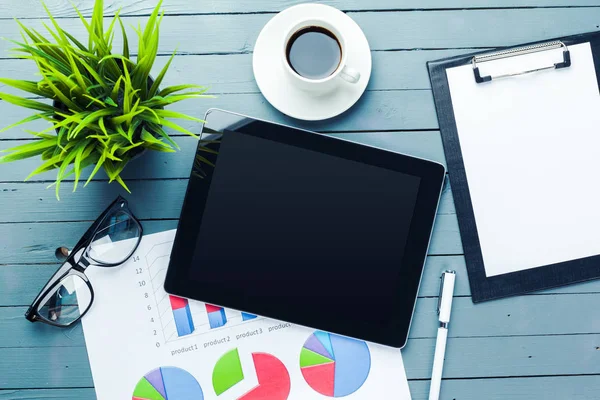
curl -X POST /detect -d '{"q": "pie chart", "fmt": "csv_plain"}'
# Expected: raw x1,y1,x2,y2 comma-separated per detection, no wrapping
132,367,204,400
300,331,371,397
212,348,291,399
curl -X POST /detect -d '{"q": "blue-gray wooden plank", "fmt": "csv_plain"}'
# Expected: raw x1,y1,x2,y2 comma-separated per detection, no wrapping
0,389,97,399
7,0,600,19
0,91,439,138
2,10,600,55
0,335,599,387
0,131,450,224
1,2,600,399
3,258,600,310
0,132,447,181
0,174,452,222
408,376,600,400
0,50,470,94
3,295,600,348
2,375,600,400
0,217,462,264
2,376,600,400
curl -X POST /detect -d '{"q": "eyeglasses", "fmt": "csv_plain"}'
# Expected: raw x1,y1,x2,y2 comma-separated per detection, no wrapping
25,196,143,327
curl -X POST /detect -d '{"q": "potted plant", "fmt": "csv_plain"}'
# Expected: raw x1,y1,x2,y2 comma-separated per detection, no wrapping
0,0,210,199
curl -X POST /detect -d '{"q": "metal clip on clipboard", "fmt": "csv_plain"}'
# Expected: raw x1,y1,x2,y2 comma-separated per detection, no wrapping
472,40,571,83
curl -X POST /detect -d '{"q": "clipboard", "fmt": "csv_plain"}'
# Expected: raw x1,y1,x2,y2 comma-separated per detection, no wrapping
428,31,600,302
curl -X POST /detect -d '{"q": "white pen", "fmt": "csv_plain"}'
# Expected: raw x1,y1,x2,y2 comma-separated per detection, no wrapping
428,270,456,400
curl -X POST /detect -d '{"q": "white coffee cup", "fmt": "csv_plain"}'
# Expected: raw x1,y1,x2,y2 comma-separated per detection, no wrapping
282,18,361,94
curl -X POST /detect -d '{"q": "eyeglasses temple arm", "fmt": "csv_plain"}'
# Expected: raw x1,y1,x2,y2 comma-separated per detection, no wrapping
70,196,128,251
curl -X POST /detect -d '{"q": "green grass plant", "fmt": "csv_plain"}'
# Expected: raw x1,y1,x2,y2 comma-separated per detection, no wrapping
0,0,211,198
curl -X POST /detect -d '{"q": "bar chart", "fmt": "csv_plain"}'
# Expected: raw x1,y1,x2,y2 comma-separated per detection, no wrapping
241,313,258,321
169,296,195,337
146,240,263,343
206,304,228,329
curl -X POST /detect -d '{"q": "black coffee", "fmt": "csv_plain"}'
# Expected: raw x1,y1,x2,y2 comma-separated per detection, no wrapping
286,26,342,80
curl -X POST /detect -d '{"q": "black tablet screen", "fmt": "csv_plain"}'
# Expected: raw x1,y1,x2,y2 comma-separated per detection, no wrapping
189,129,421,329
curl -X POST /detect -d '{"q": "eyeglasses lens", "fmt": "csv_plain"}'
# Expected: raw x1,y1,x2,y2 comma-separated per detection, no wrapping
36,274,92,326
88,210,141,265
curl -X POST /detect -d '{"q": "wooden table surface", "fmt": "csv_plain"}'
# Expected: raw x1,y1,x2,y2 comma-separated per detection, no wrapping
1,1,600,399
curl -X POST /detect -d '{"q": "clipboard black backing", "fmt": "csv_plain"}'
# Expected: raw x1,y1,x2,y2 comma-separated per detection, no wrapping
428,31,600,302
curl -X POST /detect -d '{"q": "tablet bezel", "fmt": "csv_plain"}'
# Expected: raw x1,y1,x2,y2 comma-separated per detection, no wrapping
165,109,445,348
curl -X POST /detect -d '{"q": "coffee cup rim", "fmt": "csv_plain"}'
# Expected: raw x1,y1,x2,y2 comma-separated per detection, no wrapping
282,18,347,84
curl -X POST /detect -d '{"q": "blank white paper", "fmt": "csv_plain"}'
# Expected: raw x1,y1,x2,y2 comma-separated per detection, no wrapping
447,43,600,277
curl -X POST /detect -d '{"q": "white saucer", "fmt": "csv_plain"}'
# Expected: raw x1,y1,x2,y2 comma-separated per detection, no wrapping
253,4,372,121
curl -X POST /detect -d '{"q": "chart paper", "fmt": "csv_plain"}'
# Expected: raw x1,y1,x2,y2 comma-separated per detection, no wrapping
81,230,412,400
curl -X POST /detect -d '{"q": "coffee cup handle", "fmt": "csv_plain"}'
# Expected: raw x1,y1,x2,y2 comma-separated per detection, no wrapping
339,66,361,84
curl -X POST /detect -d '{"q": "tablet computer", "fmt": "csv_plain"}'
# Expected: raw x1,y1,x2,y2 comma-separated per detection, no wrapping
165,109,445,348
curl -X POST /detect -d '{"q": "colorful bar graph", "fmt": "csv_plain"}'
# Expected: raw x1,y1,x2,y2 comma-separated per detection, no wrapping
169,296,195,337
242,312,258,321
206,304,227,329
